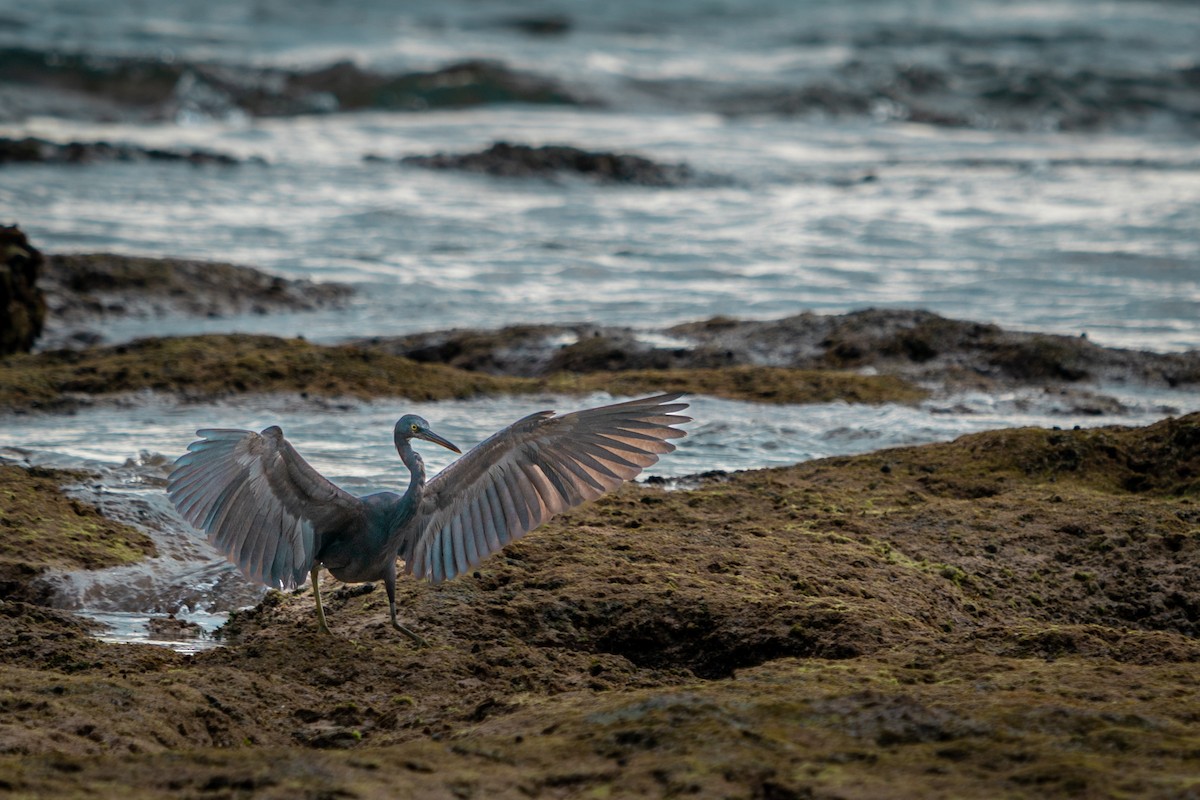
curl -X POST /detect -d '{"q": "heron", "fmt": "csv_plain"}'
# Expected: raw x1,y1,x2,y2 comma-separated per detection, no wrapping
166,393,689,644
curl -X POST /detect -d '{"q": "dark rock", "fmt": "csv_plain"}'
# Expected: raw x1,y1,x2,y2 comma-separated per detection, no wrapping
0,224,46,354
499,15,572,36
351,325,575,377
353,324,730,378
36,253,353,348
670,308,1200,390
0,47,185,117
398,142,694,186
0,136,242,166
355,309,1200,398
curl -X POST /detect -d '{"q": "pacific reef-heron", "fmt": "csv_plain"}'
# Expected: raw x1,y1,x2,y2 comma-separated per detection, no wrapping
167,393,689,643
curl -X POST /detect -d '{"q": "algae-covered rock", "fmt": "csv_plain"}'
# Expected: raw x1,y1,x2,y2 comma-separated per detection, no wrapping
671,308,1200,389
0,334,532,411
0,225,46,355
355,311,1200,397
0,333,927,412
1,415,1198,798
545,365,928,405
0,464,155,602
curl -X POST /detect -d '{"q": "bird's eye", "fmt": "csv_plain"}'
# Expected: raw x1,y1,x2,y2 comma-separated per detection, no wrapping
411,423,420,432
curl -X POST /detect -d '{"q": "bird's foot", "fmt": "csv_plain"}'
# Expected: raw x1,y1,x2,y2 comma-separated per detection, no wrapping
393,621,428,647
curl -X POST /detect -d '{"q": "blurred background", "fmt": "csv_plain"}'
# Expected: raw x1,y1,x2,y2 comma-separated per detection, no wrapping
2,0,1198,349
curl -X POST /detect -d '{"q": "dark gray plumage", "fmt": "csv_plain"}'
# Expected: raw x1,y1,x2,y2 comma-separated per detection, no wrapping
167,394,690,642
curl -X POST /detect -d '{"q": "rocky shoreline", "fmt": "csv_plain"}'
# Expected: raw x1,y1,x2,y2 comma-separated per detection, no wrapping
1,239,1199,796
1,415,1198,797
2,236,1196,415
353,310,1200,395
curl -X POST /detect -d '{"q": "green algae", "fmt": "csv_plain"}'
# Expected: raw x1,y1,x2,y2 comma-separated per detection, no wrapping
0,465,155,572
545,365,929,405
0,334,534,410
0,334,929,411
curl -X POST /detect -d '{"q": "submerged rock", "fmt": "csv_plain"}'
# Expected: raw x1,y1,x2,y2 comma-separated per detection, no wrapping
0,136,243,166
497,14,573,36
146,614,203,640
0,224,45,354
396,142,695,186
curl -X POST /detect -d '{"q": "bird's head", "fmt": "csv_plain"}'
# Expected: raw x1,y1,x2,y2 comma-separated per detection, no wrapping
394,414,462,454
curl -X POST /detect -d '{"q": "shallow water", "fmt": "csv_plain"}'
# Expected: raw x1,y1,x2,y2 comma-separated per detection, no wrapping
7,112,1200,352
1,0,1198,645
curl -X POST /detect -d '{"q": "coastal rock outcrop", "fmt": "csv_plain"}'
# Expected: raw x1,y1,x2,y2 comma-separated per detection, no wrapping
35,252,353,348
396,142,695,186
0,136,242,166
0,225,46,354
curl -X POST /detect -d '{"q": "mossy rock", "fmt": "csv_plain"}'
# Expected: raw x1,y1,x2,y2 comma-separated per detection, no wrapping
0,464,155,600
0,334,929,411
547,365,928,405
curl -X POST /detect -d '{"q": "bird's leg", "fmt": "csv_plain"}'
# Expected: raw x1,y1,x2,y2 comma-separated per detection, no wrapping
311,565,331,635
385,573,427,647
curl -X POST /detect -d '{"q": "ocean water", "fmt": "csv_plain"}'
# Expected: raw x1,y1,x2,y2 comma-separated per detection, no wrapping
1,0,1198,644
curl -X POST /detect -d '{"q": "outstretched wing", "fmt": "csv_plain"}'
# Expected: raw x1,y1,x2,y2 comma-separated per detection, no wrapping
402,393,690,584
167,426,366,590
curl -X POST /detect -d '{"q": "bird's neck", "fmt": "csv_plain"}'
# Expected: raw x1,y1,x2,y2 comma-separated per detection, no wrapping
397,439,426,498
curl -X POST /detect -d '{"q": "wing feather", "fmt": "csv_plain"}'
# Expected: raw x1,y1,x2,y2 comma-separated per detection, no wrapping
401,393,690,584
482,482,511,551
438,520,453,583
553,451,611,495
167,426,365,590
480,484,505,551
537,456,585,507
451,514,471,576
241,489,275,582
467,496,490,563
501,467,534,531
